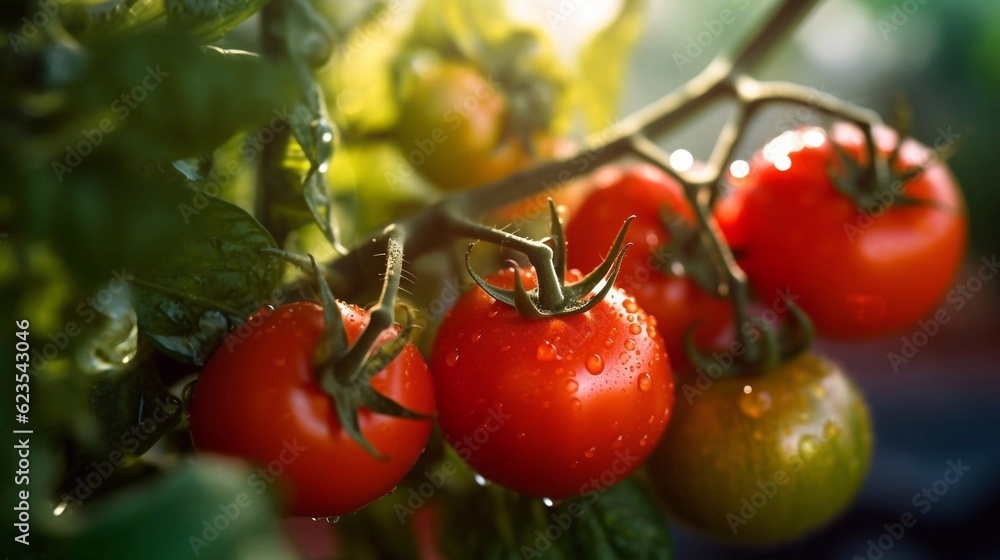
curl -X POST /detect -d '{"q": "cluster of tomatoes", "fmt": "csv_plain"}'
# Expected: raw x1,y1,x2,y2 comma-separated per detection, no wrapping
187,58,966,545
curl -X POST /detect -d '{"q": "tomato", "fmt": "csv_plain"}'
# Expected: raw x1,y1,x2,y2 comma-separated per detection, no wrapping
430,267,674,499
395,60,550,191
715,124,967,339
188,301,436,517
565,165,733,368
650,352,872,544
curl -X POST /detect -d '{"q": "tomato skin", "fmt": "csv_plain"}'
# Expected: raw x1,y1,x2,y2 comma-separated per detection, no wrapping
565,165,733,368
396,61,545,191
430,268,674,499
650,353,872,544
716,124,967,339
189,301,435,518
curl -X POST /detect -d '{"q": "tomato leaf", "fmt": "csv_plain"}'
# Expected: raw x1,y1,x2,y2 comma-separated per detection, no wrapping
49,460,299,560
131,187,282,364
565,479,674,559
576,0,646,132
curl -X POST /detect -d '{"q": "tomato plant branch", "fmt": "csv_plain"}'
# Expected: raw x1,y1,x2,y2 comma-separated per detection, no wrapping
322,0,887,307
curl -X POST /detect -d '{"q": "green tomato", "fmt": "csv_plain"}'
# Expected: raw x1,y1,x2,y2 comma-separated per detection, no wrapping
649,352,872,544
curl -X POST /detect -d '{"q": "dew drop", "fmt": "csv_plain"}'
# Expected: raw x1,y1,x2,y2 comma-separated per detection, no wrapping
628,323,642,335
542,497,556,507
823,420,840,439
585,354,605,375
537,341,558,362
444,349,460,367
611,436,623,450
570,398,582,411
471,330,482,342
647,326,658,339
637,372,652,392
624,298,639,313
624,339,636,351
281,308,294,319
648,414,655,424
584,447,596,458
326,516,340,524
487,304,500,318
798,435,820,460
619,352,630,365
738,387,772,419
604,337,614,348
638,434,649,446
474,474,490,487
566,379,579,394
627,314,636,323
517,432,526,440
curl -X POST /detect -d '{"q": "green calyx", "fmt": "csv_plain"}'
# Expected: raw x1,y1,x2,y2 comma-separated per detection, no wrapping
684,296,815,378
466,200,633,319
263,247,431,461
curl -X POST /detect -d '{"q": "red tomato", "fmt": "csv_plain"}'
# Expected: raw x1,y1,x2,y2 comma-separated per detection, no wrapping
715,124,967,339
565,165,733,368
189,301,435,517
430,267,674,499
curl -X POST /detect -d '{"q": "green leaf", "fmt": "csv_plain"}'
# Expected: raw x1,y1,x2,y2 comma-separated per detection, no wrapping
131,187,281,364
54,30,298,162
61,0,269,42
438,478,672,559
576,0,646,132
165,0,271,41
50,460,299,560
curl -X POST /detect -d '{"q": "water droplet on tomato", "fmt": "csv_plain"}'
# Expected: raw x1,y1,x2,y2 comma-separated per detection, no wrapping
281,308,294,319
627,314,636,323
637,372,652,392
648,415,655,424
517,432,526,440
566,379,579,393
570,398,582,411
798,435,820,460
624,298,639,313
619,352,630,365
823,420,840,439
471,330,482,342
647,326,658,339
611,436,623,450
638,434,649,446
474,474,490,487
585,355,604,375
738,388,772,418
444,349,460,367
542,497,557,507
326,516,340,524
628,323,642,335
624,339,636,351
604,337,614,347
536,341,557,362
487,304,500,318
584,447,596,458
